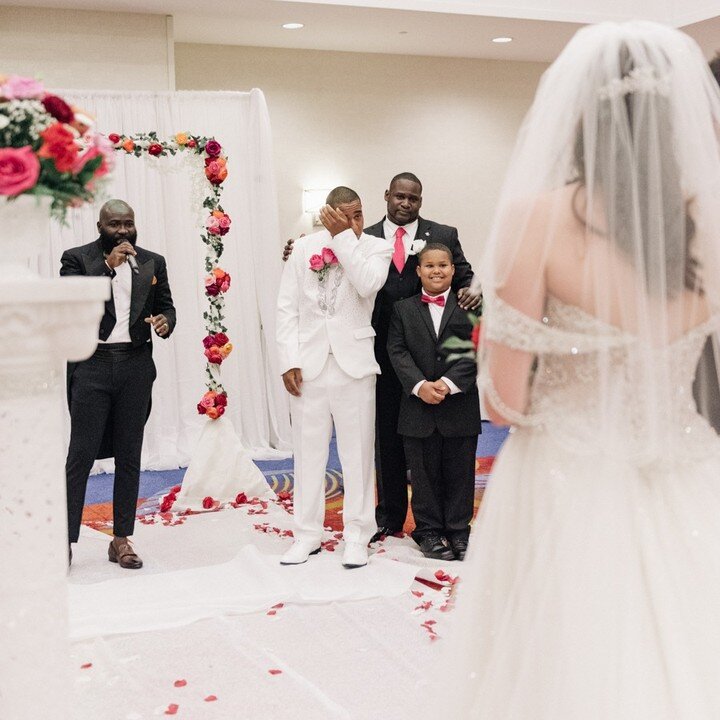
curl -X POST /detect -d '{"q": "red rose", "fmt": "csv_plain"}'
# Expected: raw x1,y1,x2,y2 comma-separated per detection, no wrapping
471,322,482,350
148,143,163,156
235,492,248,504
205,139,222,157
108,133,121,144
171,485,181,494
216,405,225,417
186,138,197,149
160,498,173,512
0,147,41,196
205,283,219,297
202,335,215,349
215,393,228,407
206,349,223,364
42,94,74,124
202,496,214,509
38,123,78,173
197,402,207,415
214,332,229,346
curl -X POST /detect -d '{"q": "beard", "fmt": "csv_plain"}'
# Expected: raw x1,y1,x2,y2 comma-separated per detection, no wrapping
99,229,138,255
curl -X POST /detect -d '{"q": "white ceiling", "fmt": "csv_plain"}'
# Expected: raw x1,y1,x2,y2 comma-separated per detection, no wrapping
4,0,719,62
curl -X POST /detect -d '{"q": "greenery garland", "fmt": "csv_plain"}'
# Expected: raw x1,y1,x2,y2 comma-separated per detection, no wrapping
109,131,232,420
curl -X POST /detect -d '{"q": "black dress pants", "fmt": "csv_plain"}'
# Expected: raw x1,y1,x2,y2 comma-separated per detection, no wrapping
65,342,155,542
404,431,477,542
374,364,409,530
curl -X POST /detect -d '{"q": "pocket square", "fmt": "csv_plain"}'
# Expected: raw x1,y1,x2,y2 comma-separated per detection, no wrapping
152,275,157,285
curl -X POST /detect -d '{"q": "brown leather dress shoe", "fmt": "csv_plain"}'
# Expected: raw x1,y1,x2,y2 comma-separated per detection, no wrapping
108,538,143,569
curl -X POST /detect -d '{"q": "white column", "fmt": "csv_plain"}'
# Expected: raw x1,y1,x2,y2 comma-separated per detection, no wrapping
0,277,109,719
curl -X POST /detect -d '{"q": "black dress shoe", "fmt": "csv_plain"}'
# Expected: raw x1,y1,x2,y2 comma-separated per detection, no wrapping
448,535,469,561
416,533,455,561
370,526,402,543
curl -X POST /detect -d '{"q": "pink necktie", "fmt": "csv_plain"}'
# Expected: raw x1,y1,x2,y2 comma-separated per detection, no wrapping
392,227,406,273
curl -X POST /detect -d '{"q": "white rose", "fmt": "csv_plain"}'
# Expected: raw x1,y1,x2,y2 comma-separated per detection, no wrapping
0,113,9,130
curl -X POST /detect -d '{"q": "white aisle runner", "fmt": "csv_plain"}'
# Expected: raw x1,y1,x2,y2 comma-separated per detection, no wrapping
68,503,460,719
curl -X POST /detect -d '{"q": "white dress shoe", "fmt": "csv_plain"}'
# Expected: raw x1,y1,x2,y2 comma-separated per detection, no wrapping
342,542,368,569
280,541,321,565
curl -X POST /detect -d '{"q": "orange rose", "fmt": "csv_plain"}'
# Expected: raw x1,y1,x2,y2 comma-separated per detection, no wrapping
122,138,135,152
221,343,233,357
212,267,226,279
206,406,220,419
175,132,189,145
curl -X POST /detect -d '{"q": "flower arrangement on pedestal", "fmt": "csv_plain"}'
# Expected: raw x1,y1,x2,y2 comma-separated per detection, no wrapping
0,73,113,219
108,131,234,419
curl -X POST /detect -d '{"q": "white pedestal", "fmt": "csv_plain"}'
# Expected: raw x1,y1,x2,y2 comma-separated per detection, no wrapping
0,276,109,720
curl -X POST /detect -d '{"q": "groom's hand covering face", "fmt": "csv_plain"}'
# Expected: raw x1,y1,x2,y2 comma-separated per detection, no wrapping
320,200,364,238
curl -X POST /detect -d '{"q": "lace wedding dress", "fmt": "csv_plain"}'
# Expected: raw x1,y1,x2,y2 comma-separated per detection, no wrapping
442,295,720,719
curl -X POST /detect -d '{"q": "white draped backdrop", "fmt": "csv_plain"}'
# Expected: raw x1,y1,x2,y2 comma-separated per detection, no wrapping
40,89,291,469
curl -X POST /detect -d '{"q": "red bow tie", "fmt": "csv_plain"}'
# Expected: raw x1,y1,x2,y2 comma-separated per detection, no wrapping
421,294,445,307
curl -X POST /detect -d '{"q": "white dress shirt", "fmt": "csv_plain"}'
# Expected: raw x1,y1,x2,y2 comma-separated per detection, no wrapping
411,288,461,397
101,259,132,343
383,217,419,261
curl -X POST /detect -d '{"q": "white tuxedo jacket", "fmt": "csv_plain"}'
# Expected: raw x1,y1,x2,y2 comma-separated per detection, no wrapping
276,228,393,381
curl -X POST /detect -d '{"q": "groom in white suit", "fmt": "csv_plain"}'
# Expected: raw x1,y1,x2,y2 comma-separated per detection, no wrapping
276,187,393,568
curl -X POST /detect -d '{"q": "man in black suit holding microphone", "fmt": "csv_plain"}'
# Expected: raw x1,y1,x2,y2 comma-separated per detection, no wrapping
61,199,176,569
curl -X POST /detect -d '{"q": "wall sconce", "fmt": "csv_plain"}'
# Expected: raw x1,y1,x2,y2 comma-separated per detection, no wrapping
303,188,330,226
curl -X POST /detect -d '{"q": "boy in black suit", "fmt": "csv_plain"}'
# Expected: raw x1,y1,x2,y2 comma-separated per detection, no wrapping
386,243,481,561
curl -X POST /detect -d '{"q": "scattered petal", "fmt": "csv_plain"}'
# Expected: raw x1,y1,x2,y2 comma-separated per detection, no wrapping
173,679,187,688
268,669,283,675
204,695,218,702
80,663,93,669
164,704,179,715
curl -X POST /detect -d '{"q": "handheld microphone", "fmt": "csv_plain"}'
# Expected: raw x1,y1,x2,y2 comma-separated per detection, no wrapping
126,252,139,274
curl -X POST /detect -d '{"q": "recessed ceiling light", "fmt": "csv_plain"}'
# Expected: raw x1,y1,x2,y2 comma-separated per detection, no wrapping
399,30,408,35
492,36,513,43
282,22,304,30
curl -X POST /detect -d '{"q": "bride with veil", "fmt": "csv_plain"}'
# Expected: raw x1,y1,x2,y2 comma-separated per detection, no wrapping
437,21,720,719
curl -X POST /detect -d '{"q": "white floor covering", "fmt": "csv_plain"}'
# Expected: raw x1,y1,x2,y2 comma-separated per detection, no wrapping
68,499,462,719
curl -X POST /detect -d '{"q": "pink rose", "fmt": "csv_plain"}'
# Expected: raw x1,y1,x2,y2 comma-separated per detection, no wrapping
205,139,222,157
199,394,215,409
321,247,338,265
219,280,230,292
0,75,44,100
205,215,221,234
0,147,41,196
219,215,231,229
205,349,223,364
309,254,324,271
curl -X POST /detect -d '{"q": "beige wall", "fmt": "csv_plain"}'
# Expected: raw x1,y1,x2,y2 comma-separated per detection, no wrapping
176,43,545,267
0,6,172,91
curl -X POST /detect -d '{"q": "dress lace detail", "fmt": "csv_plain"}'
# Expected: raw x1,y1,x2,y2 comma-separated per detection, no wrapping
484,293,720,462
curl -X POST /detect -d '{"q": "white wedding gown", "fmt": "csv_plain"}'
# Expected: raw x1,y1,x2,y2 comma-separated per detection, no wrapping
442,295,720,719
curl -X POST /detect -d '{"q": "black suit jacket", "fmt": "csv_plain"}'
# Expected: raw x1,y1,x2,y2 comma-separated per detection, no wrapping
387,291,482,438
364,216,474,372
60,238,177,458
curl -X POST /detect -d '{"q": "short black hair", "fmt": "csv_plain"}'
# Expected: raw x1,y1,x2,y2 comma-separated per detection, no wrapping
389,172,422,192
710,52,720,88
417,242,452,263
326,186,360,207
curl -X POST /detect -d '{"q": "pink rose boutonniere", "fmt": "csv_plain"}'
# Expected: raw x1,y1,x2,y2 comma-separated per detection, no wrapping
309,247,339,282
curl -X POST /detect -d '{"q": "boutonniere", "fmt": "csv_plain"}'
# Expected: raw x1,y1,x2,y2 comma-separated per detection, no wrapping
152,275,157,285
408,238,427,256
309,247,339,282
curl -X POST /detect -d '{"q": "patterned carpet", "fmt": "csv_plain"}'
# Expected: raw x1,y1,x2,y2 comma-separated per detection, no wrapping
82,421,509,534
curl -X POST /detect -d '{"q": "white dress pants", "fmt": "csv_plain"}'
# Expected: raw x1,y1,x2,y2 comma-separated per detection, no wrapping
290,355,376,546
